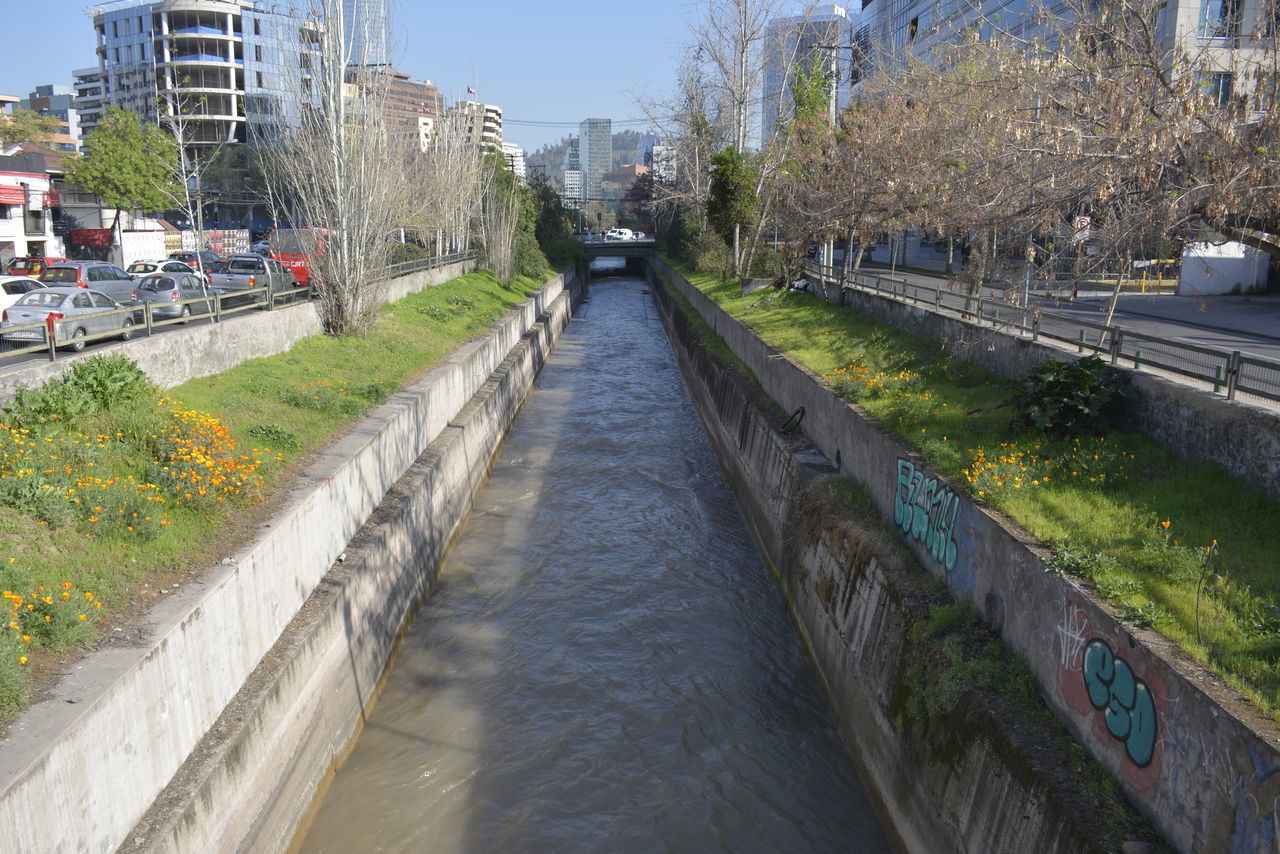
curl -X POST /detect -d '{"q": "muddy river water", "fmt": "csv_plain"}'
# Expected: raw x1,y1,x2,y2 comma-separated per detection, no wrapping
294,273,892,853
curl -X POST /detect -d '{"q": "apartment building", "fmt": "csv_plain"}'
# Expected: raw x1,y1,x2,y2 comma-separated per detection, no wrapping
450,100,503,150
761,4,854,142
17,85,83,151
88,0,320,154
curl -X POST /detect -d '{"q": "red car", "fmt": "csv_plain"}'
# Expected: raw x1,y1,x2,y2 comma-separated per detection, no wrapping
7,257,68,277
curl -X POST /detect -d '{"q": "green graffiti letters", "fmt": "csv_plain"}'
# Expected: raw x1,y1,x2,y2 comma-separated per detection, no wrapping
1082,639,1158,768
893,459,959,572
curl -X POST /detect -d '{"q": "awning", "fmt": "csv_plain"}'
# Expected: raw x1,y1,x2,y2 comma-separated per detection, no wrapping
0,187,25,205
70,228,111,246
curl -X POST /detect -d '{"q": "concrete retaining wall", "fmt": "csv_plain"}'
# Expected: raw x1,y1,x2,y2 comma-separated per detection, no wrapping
0,258,476,403
653,266,1152,854
653,258,1280,854
0,267,572,854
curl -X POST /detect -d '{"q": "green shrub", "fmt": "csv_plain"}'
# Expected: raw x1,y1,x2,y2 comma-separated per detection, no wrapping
1008,355,1136,434
388,242,432,264
248,424,302,450
4,355,154,427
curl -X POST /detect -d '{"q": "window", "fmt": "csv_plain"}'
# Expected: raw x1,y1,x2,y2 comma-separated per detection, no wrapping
112,20,118,38
91,293,115,308
254,19,261,35
255,45,263,62
1199,0,1241,38
1197,72,1234,105
73,293,92,309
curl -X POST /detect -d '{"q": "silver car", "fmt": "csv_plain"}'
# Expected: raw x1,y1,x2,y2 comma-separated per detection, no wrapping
1,287,136,352
133,273,213,322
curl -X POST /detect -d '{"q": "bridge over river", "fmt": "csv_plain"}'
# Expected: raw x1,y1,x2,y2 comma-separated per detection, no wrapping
293,262,891,852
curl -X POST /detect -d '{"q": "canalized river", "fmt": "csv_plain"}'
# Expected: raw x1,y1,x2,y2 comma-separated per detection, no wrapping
294,271,892,853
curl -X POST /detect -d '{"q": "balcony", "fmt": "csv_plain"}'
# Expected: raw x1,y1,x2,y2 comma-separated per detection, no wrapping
170,54,243,65
171,25,238,37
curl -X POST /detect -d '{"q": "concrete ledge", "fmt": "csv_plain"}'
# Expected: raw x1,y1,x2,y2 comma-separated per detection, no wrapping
0,258,476,403
652,258,1280,854
0,268,573,854
118,289,573,854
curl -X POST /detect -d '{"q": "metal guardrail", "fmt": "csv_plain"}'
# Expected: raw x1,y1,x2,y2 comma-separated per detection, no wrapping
0,252,477,364
803,260,1280,405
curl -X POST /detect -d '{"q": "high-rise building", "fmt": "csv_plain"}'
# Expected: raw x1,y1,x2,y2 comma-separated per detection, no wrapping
342,0,391,66
367,69,444,150
578,117,611,203
761,4,853,143
449,100,502,150
88,0,320,155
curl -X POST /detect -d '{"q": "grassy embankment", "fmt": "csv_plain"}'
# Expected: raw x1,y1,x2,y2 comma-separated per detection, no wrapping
0,269,546,722
667,260,1280,721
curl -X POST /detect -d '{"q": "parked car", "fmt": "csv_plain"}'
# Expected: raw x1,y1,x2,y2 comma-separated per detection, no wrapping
168,250,224,277
1,287,135,352
249,241,272,257
6,257,67,277
126,258,207,282
212,254,297,304
206,259,229,275
0,276,45,313
133,273,213,322
39,261,138,304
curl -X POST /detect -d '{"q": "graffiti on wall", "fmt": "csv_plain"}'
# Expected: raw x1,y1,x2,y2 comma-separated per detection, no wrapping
893,459,960,573
1056,598,1164,795
1082,638,1158,767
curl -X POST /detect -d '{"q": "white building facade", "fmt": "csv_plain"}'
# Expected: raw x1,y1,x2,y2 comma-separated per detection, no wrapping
0,153,63,265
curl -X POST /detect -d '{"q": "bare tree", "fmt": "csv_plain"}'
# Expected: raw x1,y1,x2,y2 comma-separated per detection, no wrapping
267,0,407,335
687,0,783,275
477,154,519,283
402,109,485,258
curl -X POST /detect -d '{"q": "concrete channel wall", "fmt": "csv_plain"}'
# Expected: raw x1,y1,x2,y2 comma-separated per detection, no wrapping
651,258,1280,854
0,258,476,403
0,267,576,854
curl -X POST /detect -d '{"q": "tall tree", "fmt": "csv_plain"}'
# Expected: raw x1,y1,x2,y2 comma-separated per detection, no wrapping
0,108,64,148
63,106,181,236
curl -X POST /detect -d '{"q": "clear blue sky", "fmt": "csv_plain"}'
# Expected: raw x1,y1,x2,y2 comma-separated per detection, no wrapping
4,0,694,154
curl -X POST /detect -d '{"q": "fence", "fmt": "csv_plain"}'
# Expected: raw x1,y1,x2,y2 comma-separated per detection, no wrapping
0,252,477,364
804,261,1280,405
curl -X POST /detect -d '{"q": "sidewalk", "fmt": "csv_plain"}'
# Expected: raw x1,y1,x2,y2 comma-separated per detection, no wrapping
838,250,1280,347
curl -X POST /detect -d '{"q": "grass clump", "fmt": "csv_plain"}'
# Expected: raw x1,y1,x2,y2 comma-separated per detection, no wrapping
668,258,1280,720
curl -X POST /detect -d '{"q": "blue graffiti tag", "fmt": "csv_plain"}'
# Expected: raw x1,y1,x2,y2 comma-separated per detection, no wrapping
1082,639,1158,767
893,459,959,572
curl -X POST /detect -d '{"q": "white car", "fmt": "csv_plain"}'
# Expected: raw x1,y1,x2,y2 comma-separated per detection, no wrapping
0,276,45,313
126,259,207,283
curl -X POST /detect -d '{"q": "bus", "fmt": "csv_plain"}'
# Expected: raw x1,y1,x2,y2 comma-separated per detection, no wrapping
269,228,327,287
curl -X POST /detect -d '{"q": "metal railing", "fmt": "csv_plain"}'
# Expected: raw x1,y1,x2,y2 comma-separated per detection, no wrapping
803,260,1280,405
0,252,476,364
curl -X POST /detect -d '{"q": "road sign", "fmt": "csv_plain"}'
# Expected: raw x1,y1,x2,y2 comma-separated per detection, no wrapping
1074,216,1091,231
